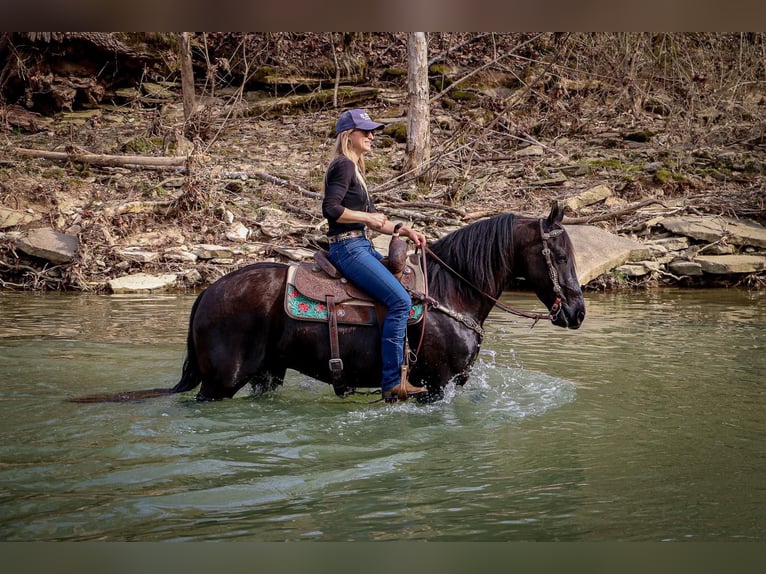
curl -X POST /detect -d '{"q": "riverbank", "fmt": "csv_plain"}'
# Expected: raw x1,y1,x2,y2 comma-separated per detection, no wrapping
1,33,764,292
1,98,765,293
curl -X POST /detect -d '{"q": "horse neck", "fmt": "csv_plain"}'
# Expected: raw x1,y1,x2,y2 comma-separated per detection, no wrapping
426,215,520,322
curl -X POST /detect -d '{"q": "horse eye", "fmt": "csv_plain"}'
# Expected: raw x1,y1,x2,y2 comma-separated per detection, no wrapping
557,255,568,264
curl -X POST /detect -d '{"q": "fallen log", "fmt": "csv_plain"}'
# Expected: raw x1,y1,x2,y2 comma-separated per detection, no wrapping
246,86,379,117
563,198,667,224
102,194,183,217
222,170,321,200
10,147,186,167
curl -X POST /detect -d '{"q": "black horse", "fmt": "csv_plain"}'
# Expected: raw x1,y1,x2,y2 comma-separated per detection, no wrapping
71,203,584,403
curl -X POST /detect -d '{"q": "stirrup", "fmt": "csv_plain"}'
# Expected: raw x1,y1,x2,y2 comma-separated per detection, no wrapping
382,380,427,403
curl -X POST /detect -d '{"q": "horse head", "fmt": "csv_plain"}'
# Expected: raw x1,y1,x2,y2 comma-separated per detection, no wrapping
519,202,586,329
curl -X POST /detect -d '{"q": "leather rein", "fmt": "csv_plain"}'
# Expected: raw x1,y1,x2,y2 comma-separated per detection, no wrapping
411,218,565,359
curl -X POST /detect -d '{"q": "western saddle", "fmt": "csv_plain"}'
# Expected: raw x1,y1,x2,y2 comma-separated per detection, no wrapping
288,235,425,396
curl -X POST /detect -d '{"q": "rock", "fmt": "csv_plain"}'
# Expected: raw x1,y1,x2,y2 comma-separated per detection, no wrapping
191,244,234,259
529,175,568,187
556,162,587,177
695,255,766,274
122,229,186,247
255,207,309,238
668,260,704,276
645,243,668,257
643,161,664,173
180,269,203,286
700,244,735,255
616,263,651,277
566,225,651,285
162,248,198,262
0,206,39,229
659,215,766,248
225,222,250,242
645,236,690,252
272,246,314,261
516,145,544,157
108,273,178,293
16,228,79,264
564,184,613,212
115,248,159,263
141,82,174,100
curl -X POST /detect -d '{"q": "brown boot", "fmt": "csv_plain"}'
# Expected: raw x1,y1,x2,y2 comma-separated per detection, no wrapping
383,380,428,403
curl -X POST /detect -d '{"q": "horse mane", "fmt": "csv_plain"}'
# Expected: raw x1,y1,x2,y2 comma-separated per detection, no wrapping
427,213,520,300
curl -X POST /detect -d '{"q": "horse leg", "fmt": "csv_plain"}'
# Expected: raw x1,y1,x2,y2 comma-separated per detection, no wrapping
195,326,290,400
194,355,261,401
250,367,286,395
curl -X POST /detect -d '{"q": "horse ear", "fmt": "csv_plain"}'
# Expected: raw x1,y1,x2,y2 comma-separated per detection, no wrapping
547,201,565,227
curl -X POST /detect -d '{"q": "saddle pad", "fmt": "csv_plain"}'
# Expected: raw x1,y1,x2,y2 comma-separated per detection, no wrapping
285,266,424,326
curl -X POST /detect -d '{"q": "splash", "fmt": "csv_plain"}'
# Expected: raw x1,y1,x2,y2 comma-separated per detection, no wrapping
461,348,577,422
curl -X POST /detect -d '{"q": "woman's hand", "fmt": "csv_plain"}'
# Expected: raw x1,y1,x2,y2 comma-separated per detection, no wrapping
366,212,388,231
405,227,427,249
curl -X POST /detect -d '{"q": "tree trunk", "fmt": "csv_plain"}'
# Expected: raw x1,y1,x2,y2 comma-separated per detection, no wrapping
179,32,196,136
403,32,430,184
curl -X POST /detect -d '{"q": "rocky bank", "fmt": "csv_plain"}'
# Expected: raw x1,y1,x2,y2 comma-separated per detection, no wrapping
1,33,765,293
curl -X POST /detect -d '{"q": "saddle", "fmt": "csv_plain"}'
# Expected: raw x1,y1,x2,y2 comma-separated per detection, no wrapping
284,235,426,396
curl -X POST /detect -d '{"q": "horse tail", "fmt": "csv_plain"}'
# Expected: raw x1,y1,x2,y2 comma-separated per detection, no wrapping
169,289,205,394
67,291,206,404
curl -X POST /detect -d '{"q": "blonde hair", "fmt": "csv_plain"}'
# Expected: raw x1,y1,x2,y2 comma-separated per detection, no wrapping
325,129,368,192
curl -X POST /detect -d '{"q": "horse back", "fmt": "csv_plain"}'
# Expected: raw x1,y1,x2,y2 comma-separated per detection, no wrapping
195,262,289,327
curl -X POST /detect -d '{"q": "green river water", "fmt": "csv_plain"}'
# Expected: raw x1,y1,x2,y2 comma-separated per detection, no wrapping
0,288,763,541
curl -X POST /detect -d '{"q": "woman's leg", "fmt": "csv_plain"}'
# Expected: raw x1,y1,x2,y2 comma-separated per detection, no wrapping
329,238,411,391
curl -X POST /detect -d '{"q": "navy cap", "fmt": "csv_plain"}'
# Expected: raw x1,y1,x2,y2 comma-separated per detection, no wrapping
335,108,384,135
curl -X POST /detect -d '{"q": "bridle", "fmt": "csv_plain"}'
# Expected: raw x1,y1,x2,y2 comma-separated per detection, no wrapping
539,218,565,323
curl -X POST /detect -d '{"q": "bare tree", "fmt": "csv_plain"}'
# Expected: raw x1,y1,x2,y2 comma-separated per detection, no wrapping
403,32,430,185
179,32,196,137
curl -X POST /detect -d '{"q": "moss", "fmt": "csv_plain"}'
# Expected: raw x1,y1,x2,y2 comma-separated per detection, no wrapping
365,157,385,172
609,269,629,285
252,66,278,83
654,168,673,185
428,63,452,76
383,122,407,143
694,167,727,180
120,136,163,154
383,68,407,79
448,89,476,101
41,167,67,179
587,158,624,170
587,158,642,182
654,168,685,185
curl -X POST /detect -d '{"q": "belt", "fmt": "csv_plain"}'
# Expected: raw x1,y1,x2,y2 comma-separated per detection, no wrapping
327,229,367,244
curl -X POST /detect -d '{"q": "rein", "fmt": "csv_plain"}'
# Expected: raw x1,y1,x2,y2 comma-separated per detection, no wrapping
422,217,565,328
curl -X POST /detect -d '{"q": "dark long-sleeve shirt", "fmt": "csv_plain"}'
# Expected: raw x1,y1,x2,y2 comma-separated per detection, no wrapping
321,156,377,236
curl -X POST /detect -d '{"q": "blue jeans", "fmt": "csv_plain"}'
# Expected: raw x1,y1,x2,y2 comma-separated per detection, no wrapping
328,237,411,392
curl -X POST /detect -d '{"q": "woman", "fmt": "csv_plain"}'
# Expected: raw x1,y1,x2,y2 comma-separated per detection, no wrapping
322,108,427,403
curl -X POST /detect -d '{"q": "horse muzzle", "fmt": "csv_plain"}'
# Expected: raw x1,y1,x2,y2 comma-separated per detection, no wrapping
551,299,585,329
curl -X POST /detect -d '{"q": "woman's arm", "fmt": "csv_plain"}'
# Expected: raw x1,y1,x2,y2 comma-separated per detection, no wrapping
336,210,426,248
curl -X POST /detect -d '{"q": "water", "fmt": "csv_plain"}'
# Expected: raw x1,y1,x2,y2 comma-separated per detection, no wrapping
0,288,763,541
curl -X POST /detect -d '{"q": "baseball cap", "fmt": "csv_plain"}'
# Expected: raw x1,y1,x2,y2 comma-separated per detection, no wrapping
335,108,384,135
